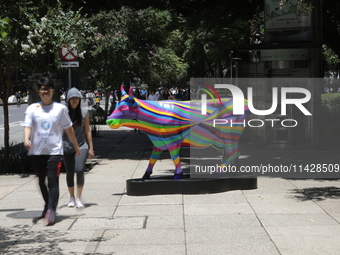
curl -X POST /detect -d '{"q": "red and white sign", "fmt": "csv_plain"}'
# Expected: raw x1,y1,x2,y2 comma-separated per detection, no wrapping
60,45,78,61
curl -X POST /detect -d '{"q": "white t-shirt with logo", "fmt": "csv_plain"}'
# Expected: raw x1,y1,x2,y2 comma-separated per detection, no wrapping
21,102,73,155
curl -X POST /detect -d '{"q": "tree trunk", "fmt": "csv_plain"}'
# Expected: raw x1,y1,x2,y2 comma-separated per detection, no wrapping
1,69,12,169
104,90,109,120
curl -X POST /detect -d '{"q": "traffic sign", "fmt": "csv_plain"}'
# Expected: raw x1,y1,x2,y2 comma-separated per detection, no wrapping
61,61,79,67
60,45,78,61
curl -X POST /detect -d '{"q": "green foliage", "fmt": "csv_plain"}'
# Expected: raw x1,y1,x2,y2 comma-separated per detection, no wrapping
0,18,11,39
280,0,314,14
86,8,131,90
150,46,188,85
88,108,105,137
87,7,184,90
0,17,21,73
0,143,32,174
0,1,272,87
0,1,38,67
21,4,96,72
321,93,340,125
323,45,340,77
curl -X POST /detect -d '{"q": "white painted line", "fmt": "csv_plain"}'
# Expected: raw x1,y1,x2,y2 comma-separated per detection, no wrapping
0,122,22,129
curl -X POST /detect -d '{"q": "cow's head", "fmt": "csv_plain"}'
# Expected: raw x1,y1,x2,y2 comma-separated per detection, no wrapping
106,85,140,129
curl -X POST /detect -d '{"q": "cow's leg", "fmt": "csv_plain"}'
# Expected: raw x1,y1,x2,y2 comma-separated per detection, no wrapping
168,145,183,179
142,146,163,179
222,142,240,166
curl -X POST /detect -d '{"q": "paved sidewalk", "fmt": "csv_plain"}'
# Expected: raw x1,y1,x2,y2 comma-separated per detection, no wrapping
1,125,340,254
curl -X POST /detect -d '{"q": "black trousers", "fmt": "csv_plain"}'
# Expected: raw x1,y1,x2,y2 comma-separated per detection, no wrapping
63,148,88,187
33,155,63,211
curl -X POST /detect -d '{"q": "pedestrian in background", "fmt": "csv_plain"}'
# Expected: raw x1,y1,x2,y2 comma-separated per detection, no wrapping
147,90,157,101
87,91,94,106
109,91,116,114
22,77,80,226
63,87,95,208
154,89,162,101
139,87,147,100
162,89,171,100
16,91,21,107
95,96,100,108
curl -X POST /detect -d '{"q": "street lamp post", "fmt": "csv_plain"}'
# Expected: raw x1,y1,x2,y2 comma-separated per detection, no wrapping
232,57,242,85
229,51,233,83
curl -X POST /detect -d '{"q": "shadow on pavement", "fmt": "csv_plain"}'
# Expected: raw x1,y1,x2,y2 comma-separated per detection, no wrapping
290,186,340,201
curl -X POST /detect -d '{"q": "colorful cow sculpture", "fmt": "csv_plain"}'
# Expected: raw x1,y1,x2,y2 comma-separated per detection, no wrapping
106,85,250,179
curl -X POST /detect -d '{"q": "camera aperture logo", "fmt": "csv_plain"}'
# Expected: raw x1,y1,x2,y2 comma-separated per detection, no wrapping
199,83,311,128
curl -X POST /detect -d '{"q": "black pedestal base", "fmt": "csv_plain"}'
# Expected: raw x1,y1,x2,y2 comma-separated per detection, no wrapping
126,174,257,196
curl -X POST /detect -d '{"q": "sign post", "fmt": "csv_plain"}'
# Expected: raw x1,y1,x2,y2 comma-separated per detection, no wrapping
60,45,79,89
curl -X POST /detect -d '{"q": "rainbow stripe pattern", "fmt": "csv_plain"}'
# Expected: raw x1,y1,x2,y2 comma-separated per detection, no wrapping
106,85,249,179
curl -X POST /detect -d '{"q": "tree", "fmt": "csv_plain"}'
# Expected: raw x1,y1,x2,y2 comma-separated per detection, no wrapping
20,4,96,73
323,45,340,78
85,8,131,115
0,0,95,168
86,6,186,114
0,0,31,162
148,43,188,87
164,0,263,78
0,17,14,161
122,7,184,88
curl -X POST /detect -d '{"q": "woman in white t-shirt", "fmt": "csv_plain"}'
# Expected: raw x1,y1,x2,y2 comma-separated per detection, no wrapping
22,77,80,226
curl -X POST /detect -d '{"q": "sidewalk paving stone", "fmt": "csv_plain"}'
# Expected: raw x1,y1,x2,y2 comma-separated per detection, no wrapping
1,126,340,254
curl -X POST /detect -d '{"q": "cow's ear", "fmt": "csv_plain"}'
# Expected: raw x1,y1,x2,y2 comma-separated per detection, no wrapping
120,84,127,96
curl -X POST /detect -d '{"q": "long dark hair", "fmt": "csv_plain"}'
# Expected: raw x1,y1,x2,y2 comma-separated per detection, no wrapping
68,99,83,127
